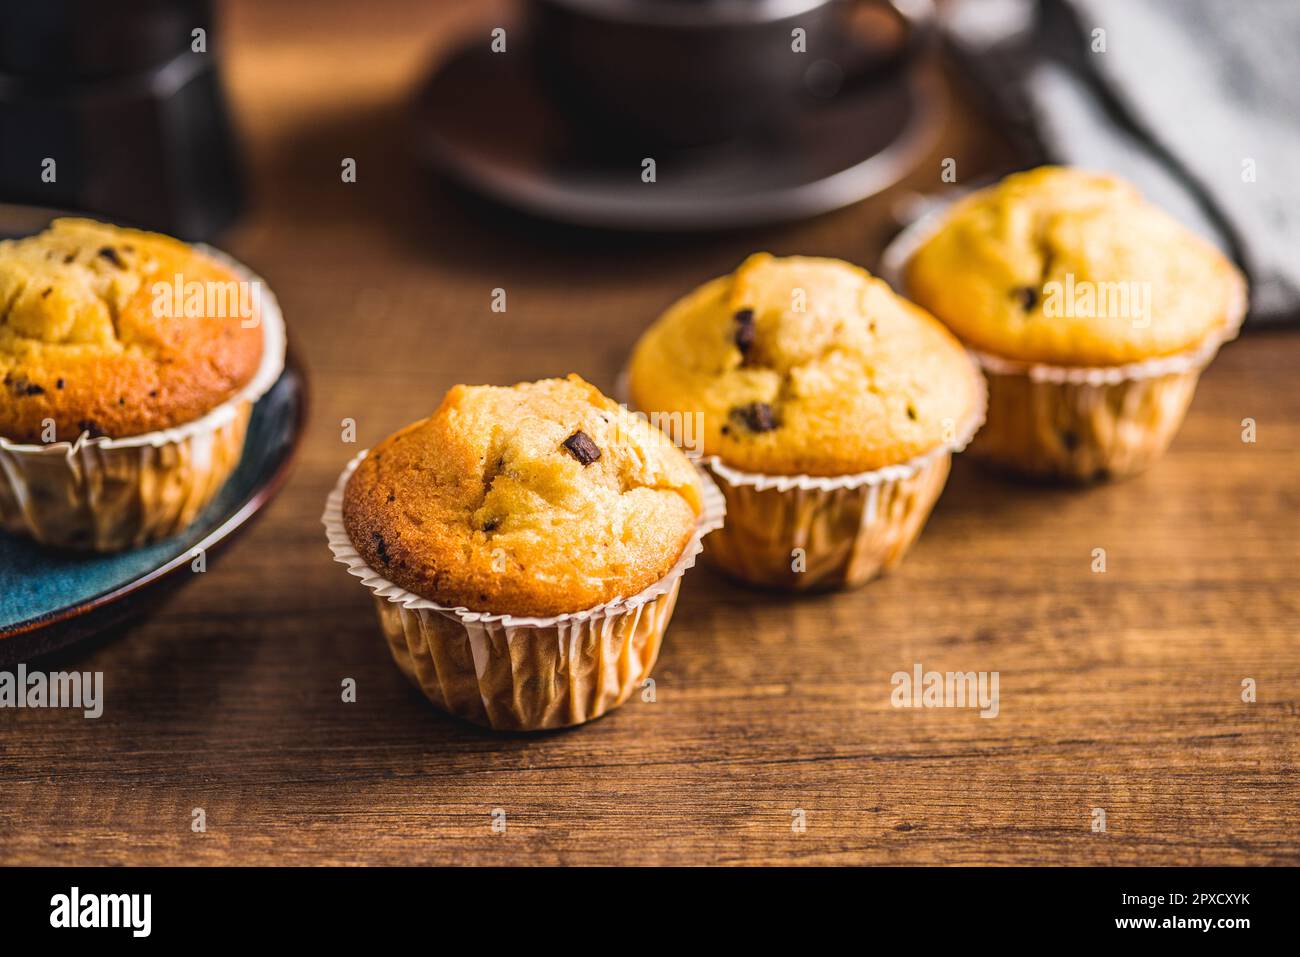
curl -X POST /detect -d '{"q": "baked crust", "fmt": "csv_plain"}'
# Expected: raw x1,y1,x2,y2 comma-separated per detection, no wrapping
904,167,1247,366
0,219,265,442
628,253,983,476
343,374,702,617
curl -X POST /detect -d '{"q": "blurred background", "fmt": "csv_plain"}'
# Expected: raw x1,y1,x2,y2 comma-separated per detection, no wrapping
2,0,1294,322
6,0,1297,542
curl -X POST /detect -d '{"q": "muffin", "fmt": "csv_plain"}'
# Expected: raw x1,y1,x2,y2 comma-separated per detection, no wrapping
903,166,1247,481
0,218,284,550
627,253,984,591
324,374,725,731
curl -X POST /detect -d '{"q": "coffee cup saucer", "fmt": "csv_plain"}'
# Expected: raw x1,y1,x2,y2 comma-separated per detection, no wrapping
411,35,944,232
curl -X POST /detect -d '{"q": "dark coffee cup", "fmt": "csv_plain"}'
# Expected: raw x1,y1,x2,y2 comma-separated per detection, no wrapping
528,0,935,148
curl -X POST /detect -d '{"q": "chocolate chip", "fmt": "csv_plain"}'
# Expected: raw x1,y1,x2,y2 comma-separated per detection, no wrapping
1014,286,1038,311
386,493,396,502
63,252,76,264
6,375,44,396
77,419,105,438
372,531,389,563
97,246,126,269
482,517,501,533
730,402,778,433
562,430,601,466
56,378,65,390
906,404,918,421
733,308,756,357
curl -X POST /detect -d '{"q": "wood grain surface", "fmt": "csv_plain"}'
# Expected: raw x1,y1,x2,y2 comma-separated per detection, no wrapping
1,0,1296,866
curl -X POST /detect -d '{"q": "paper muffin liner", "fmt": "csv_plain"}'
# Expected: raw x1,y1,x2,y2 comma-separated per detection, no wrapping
616,367,985,591
698,391,984,590
963,335,1231,482
878,196,1248,482
322,450,726,731
0,245,287,551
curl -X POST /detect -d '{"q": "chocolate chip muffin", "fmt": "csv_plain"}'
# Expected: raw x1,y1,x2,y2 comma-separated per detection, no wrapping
905,167,1244,365
627,253,984,591
0,219,282,550
327,375,724,730
0,218,264,443
343,374,703,617
902,167,1247,480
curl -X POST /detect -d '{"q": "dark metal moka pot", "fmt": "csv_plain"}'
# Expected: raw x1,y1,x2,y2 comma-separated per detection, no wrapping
0,0,244,239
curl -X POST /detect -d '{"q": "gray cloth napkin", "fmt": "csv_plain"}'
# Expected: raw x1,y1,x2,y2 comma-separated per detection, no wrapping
942,0,1300,323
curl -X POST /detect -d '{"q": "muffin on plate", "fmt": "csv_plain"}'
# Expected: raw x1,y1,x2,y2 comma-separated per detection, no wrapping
0,218,284,550
324,374,725,731
902,166,1247,481
627,253,984,591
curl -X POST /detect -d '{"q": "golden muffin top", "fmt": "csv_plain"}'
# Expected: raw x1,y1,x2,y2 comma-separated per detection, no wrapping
904,167,1247,366
0,219,265,443
342,374,703,618
627,253,983,476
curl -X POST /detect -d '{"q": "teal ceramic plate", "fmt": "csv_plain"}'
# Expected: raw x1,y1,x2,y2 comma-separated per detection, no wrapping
0,204,307,664
0,352,306,665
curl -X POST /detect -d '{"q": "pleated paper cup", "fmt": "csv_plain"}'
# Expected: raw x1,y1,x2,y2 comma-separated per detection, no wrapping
0,247,286,551
965,324,1240,482
613,368,983,591
322,451,726,732
698,394,984,591
878,194,1249,483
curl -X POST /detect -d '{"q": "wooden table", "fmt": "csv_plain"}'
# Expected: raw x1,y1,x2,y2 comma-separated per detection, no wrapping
2,0,1296,866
